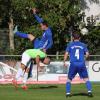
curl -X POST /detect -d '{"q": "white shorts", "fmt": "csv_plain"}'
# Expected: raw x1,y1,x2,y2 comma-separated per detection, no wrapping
21,52,31,68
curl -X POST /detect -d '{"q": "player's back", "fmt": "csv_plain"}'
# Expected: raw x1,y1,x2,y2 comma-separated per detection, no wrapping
39,27,53,48
67,41,88,63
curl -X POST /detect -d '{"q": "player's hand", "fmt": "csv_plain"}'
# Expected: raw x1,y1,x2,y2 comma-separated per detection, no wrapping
32,8,37,14
63,62,68,68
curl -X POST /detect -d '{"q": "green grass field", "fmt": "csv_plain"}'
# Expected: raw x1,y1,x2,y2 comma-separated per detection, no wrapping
0,84,100,100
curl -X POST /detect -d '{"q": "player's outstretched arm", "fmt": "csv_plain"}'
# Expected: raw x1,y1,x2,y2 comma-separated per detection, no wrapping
63,52,69,67
32,8,43,23
35,56,41,71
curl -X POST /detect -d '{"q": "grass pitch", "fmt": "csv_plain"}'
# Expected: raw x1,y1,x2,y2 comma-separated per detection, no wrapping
0,83,100,100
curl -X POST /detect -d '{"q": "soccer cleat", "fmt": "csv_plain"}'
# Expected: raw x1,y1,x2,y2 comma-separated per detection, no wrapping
12,79,18,90
88,92,93,97
66,93,71,97
21,85,28,90
13,25,18,34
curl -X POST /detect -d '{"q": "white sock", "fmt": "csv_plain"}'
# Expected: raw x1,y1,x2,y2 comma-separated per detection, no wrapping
88,91,92,93
66,93,70,95
23,72,28,85
16,68,23,80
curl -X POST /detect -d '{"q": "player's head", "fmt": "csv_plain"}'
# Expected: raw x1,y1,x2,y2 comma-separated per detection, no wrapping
72,33,80,41
40,21,48,30
43,57,50,65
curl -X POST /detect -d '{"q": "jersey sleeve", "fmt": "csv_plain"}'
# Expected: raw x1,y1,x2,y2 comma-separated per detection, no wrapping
33,14,43,23
84,44,89,53
66,43,71,53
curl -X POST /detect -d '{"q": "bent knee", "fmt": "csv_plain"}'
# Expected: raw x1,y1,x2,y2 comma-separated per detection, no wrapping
26,68,30,73
83,78,89,82
21,63,25,70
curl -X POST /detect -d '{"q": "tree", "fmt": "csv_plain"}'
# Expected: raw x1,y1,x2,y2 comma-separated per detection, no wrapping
0,0,100,54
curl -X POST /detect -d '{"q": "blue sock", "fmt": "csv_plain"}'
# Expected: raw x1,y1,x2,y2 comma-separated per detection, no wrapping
86,81,92,92
66,82,71,93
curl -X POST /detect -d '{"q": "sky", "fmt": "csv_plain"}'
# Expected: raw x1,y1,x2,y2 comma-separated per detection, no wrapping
84,0,100,17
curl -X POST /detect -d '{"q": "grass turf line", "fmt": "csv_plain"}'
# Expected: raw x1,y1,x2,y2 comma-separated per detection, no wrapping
0,84,100,100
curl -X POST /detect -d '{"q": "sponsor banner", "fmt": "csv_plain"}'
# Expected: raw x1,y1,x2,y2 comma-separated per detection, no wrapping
89,61,100,82
0,61,100,84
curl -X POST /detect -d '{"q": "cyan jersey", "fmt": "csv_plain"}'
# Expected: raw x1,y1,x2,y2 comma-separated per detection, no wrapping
66,41,88,62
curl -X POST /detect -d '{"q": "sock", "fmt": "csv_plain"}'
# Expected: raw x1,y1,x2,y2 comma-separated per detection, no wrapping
23,72,28,85
28,62,33,78
66,82,71,94
16,68,23,80
13,25,18,34
86,81,92,92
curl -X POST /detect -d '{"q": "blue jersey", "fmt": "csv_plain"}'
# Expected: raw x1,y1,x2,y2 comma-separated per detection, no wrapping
34,14,53,50
15,14,53,50
38,27,53,50
66,41,88,62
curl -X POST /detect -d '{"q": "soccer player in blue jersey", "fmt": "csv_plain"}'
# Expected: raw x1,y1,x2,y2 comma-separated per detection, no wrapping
13,8,53,52
63,33,93,97
13,8,53,78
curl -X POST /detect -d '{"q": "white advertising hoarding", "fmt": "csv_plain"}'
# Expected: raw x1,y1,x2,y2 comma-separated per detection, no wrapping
0,61,100,84
89,61,100,82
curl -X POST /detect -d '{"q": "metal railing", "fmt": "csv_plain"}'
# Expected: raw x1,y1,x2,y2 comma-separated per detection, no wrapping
0,54,100,61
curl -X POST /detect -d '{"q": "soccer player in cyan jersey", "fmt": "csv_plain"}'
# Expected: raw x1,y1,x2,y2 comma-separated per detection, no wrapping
13,49,50,90
64,33,93,97
13,8,53,52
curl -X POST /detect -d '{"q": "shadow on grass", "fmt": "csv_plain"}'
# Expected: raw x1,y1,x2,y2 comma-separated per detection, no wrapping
72,92,88,97
29,85,58,90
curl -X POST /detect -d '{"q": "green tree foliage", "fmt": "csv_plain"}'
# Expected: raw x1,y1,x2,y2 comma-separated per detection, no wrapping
0,0,100,54
4,0,82,54
82,26,100,54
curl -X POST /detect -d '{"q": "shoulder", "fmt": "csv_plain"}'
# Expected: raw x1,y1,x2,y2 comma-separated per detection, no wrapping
67,42,74,47
46,27,52,34
66,42,73,49
80,42,87,47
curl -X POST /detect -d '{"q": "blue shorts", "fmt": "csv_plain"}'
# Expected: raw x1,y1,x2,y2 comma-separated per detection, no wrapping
68,62,88,80
33,38,45,49
33,38,40,49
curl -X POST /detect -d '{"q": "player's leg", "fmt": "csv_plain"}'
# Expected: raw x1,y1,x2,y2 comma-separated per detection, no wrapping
78,65,93,97
15,64,25,80
15,52,29,81
13,25,35,41
84,78,93,97
12,63,25,89
22,59,32,90
66,64,77,97
22,68,30,90
66,79,71,97
14,52,31,89
28,61,34,78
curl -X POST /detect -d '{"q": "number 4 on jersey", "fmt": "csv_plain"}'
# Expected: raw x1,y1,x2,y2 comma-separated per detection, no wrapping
75,49,79,60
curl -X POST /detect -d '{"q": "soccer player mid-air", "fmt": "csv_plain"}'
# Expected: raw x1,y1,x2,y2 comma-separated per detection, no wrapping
13,49,50,90
63,33,93,97
13,8,53,52
13,8,53,78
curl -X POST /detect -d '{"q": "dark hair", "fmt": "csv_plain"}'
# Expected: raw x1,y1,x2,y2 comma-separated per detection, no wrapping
72,33,80,39
41,21,48,27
